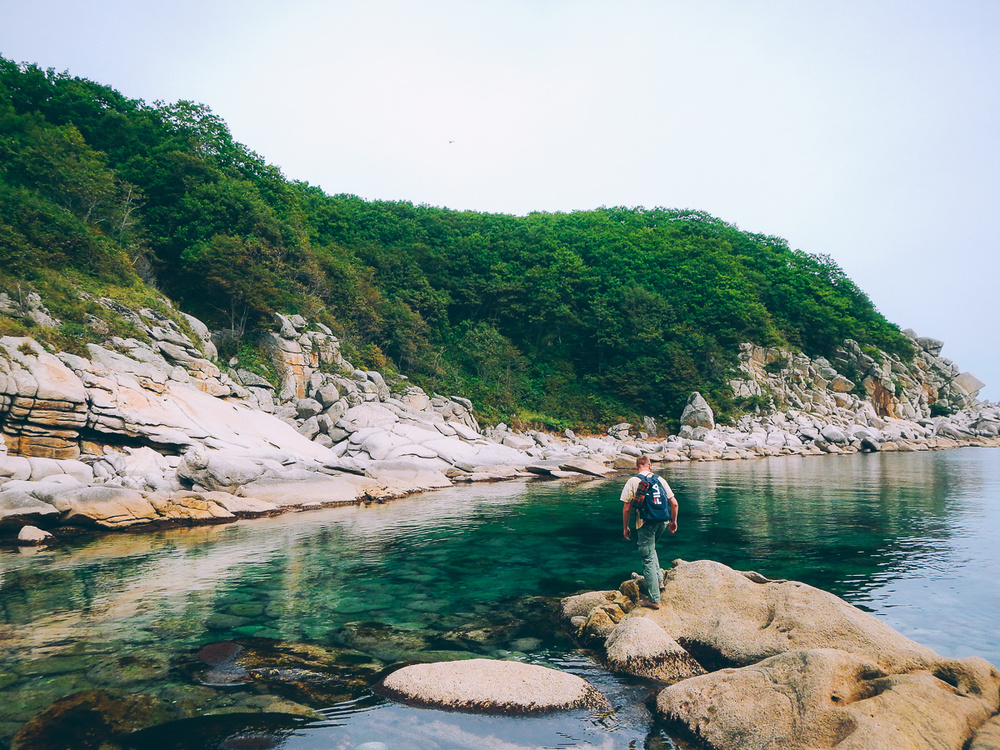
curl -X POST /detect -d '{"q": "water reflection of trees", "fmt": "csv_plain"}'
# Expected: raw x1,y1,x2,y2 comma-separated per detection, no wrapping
663,452,983,599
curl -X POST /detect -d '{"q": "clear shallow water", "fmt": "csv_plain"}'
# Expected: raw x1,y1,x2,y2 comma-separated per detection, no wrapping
0,448,997,748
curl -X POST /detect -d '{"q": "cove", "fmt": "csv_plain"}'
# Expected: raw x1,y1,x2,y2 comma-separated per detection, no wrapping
0,448,997,749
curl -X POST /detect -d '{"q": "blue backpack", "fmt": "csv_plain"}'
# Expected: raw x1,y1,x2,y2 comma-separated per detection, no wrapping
635,473,672,522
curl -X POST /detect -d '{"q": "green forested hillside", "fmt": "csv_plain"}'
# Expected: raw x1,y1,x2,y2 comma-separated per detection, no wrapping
0,57,912,429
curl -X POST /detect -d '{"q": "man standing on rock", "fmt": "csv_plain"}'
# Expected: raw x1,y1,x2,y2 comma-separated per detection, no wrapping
621,455,678,609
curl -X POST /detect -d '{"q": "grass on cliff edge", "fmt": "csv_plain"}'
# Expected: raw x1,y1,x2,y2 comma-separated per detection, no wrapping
0,268,198,359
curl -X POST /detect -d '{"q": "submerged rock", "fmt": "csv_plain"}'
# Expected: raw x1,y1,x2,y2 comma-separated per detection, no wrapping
123,712,310,750
10,689,173,750
178,637,383,708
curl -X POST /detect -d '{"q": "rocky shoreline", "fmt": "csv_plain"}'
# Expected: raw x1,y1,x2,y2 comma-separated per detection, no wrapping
339,558,1000,750
557,559,1000,750
554,559,1000,750
359,559,1000,749
2,296,997,545
3,296,999,748
8,559,999,749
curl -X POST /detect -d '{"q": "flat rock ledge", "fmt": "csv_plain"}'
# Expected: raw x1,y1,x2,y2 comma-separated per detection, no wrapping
375,658,611,714
562,559,1000,750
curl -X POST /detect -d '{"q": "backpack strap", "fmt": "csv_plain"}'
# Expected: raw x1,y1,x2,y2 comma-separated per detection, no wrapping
633,473,652,502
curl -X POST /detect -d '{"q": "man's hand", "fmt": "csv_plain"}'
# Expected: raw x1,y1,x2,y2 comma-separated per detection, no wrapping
622,500,634,542
668,520,678,534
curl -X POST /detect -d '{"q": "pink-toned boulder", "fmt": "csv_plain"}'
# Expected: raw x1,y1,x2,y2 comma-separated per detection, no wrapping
656,647,1000,750
377,658,610,714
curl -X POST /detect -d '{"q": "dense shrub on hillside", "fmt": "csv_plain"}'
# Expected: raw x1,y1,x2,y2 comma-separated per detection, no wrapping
0,57,913,429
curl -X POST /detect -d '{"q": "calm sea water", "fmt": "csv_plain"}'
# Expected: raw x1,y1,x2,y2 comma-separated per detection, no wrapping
0,448,997,749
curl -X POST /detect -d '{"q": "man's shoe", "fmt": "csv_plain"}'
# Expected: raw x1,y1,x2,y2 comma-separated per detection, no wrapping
638,598,660,610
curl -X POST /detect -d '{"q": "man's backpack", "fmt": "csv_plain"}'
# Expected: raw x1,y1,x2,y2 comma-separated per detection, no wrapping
635,473,672,522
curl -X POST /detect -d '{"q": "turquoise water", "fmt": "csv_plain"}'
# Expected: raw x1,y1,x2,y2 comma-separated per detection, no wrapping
0,448,997,748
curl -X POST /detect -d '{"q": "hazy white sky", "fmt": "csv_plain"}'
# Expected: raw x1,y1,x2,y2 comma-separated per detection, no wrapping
3,0,998,399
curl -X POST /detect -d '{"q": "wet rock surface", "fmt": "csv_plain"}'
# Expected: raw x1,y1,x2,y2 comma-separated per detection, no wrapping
176,637,384,709
10,690,174,750
8,637,389,750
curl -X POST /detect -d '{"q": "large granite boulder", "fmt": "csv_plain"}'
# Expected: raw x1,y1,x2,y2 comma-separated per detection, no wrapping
917,337,945,356
821,424,849,444
563,560,1000,750
376,659,610,713
364,458,453,493
337,403,398,432
656,647,1000,750
0,455,31,482
176,449,276,491
46,486,160,528
954,372,986,398
648,559,939,671
236,474,377,508
681,392,715,430
559,458,613,477
0,489,60,528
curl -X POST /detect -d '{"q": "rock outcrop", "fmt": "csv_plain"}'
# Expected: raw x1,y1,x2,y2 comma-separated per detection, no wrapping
733,335,992,433
2,295,997,541
562,559,1000,750
604,615,707,683
658,647,999,750
0,304,628,535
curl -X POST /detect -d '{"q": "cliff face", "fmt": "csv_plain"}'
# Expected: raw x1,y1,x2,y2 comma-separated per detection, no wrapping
0,296,496,535
0,298,478,465
1,292,997,539
663,334,996,463
733,333,985,422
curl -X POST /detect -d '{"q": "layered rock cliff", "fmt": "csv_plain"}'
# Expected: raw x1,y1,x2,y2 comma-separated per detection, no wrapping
1,292,996,540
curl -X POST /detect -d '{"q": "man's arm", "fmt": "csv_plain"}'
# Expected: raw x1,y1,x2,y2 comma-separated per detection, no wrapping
667,495,679,533
620,476,638,541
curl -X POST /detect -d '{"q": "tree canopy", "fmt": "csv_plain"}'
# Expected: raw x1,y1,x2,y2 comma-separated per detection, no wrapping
0,57,913,430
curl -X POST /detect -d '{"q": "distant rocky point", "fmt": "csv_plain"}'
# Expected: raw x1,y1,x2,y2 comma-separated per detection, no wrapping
2,296,997,542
